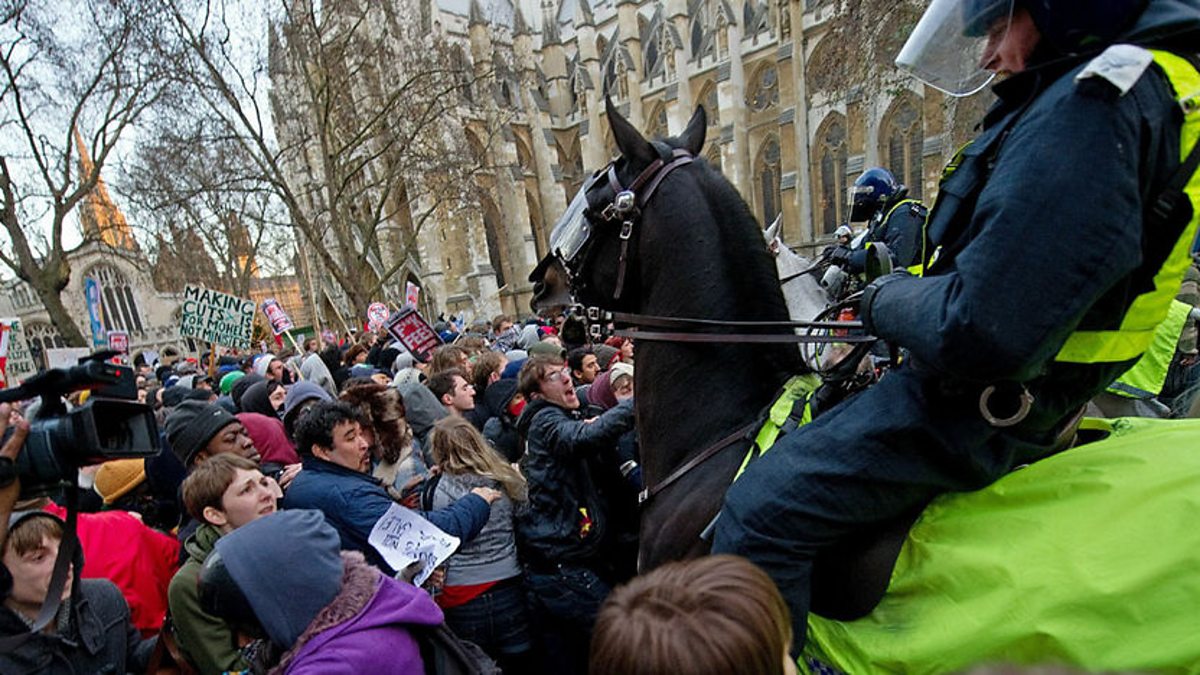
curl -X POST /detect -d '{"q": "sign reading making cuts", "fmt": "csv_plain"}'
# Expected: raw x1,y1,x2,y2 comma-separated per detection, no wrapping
180,285,255,349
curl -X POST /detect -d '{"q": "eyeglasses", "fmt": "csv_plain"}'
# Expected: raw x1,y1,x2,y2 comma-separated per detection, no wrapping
543,367,572,385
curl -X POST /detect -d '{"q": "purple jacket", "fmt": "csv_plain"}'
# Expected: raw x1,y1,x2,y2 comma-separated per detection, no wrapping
272,553,444,675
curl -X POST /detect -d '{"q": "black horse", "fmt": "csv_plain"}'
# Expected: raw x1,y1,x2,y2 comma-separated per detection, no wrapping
532,101,802,569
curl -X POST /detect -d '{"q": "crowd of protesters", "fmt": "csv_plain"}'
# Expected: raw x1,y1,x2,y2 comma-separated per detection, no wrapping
0,310,800,675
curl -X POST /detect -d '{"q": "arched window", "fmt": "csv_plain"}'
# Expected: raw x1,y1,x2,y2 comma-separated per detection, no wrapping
556,136,585,202
698,81,720,128
705,141,722,173
646,103,668,139
814,115,848,234
879,96,924,200
25,322,66,356
746,64,780,112
87,264,144,335
756,136,782,225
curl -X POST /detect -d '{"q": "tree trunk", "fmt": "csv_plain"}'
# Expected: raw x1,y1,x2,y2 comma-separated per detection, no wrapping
30,266,88,348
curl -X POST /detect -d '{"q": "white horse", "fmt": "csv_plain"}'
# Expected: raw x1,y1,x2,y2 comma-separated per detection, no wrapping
762,216,828,324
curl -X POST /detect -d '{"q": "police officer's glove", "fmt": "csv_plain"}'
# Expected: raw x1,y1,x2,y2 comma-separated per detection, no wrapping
859,271,912,336
827,245,852,266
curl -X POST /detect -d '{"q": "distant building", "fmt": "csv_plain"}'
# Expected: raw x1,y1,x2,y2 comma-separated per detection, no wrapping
270,0,975,322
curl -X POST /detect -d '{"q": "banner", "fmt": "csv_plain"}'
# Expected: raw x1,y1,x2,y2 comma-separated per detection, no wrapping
405,282,421,309
179,285,255,349
108,330,129,354
84,276,106,348
386,307,443,358
0,318,37,387
367,302,390,332
261,298,294,336
45,347,91,371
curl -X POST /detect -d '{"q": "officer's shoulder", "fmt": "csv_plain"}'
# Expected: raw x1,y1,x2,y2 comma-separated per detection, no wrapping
1072,44,1156,98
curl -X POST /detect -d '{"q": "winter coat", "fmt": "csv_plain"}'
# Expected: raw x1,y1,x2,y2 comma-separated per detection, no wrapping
480,379,522,462
865,0,1200,434
42,503,180,638
0,579,155,675
167,522,249,675
281,456,490,575
431,473,523,586
270,552,442,675
515,399,635,566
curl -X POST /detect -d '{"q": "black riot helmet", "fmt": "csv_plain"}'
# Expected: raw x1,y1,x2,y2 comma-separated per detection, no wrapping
1020,0,1149,53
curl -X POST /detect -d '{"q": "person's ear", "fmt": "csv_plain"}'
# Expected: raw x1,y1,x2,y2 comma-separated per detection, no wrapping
203,506,229,528
312,444,333,462
440,392,454,407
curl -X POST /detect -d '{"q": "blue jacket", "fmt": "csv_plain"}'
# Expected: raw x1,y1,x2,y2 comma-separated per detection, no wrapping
865,0,1200,431
282,457,490,574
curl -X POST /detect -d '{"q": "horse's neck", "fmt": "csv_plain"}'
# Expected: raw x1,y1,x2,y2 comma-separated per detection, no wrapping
777,250,827,323
636,264,795,477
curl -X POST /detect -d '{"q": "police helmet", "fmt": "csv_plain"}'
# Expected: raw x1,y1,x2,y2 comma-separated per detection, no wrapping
1020,0,1148,53
849,168,900,223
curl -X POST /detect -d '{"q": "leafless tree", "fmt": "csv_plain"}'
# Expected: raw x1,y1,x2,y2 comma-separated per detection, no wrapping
0,0,170,346
157,0,502,326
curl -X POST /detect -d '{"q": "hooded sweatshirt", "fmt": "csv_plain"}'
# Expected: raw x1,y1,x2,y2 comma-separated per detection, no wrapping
396,379,448,456
168,522,251,675
301,353,338,398
216,510,442,675
237,412,301,466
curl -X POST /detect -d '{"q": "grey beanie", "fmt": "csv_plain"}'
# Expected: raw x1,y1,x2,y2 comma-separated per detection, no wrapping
165,400,238,466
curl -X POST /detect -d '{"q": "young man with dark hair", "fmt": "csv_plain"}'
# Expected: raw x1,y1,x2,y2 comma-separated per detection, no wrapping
282,401,499,574
168,454,278,674
514,355,636,675
567,346,600,386
428,368,476,417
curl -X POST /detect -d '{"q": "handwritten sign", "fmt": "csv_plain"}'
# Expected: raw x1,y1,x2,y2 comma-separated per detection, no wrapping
0,317,37,387
261,298,294,336
385,308,443,358
367,503,460,586
180,285,255,349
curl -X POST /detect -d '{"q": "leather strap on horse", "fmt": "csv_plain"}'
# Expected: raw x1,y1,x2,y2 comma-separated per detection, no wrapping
614,328,877,344
639,419,760,506
609,310,874,345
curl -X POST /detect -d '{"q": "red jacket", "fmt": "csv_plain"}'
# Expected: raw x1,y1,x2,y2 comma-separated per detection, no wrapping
44,503,180,636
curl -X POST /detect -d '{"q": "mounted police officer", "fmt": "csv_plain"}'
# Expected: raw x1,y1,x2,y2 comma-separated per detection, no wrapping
714,0,1200,653
849,167,929,272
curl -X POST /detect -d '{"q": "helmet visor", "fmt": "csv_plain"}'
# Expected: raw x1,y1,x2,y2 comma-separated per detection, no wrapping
895,0,1013,97
549,174,598,264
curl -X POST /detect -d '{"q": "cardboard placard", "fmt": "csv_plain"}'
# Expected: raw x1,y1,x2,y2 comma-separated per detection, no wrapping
385,308,443,358
108,330,129,354
261,298,295,336
367,302,389,332
180,285,255,350
405,282,421,309
0,317,37,387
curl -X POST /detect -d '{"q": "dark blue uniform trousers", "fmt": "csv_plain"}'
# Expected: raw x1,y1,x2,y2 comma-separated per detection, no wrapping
712,365,1064,649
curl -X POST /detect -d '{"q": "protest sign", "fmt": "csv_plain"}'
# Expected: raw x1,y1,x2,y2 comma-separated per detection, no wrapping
108,331,129,354
367,302,389,332
0,318,37,387
261,298,295,336
321,329,337,346
84,276,106,348
405,282,421,309
45,347,91,371
386,308,443,358
179,285,255,349
368,503,459,585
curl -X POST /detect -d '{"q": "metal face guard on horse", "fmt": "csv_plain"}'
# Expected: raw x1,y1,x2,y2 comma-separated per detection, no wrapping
528,99,1200,672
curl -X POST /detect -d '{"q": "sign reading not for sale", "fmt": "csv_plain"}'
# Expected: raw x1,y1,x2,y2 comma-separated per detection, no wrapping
180,285,255,349
261,298,295,336
386,308,443,358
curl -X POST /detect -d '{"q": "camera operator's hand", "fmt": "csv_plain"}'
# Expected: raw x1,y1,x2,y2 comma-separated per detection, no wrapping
0,402,31,552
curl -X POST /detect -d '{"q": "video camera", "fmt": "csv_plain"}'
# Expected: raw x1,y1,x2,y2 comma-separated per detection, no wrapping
0,351,159,499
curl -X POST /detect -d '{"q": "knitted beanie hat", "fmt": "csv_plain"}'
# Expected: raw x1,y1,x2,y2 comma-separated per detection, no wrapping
94,458,147,505
165,400,238,466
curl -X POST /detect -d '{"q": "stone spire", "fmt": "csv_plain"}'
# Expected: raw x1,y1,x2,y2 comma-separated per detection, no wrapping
575,0,594,27
74,126,138,252
513,5,531,36
469,0,488,26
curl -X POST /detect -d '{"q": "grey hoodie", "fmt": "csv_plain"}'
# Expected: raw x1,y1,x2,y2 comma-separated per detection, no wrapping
301,353,338,398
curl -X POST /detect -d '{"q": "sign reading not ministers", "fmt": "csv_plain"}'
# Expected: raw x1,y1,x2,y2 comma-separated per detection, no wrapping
180,285,255,349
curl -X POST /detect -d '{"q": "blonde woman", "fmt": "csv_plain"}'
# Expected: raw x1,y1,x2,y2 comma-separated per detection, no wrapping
428,416,536,673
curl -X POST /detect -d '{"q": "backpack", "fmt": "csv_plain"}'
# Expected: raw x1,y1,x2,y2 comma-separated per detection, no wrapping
414,624,502,675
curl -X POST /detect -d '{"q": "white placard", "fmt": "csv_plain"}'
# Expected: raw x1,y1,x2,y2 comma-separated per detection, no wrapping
368,503,460,586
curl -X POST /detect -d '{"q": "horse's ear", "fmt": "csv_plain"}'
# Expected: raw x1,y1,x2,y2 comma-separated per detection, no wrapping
765,214,781,242
678,105,706,156
606,96,656,166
